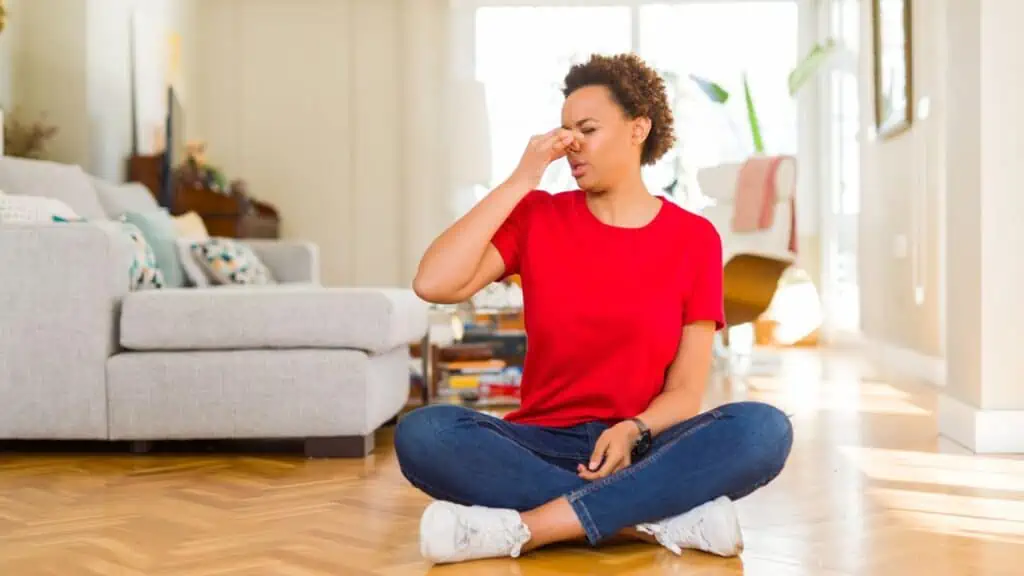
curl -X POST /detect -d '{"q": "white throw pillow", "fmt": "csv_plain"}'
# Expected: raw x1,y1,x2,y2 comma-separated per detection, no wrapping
0,190,80,223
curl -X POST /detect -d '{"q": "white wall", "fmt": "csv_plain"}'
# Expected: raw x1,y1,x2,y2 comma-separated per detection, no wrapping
941,0,981,406
196,0,454,288
5,0,199,179
86,0,201,181
0,0,18,110
857,0,945,358
930,0,1024,452
859,0,1024,418
9,0,89,166
86,0,146,180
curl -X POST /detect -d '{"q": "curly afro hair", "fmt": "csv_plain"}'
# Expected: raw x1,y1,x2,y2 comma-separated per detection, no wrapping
562,53,676,166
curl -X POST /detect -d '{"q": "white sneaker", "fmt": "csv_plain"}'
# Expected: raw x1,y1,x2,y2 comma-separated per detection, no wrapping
635,496,744,557
419,500,532,564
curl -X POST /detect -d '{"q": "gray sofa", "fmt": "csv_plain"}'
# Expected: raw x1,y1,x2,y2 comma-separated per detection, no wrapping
0,156,428,457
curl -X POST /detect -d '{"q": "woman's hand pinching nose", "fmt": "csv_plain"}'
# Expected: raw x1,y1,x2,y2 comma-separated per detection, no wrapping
564,129,583,153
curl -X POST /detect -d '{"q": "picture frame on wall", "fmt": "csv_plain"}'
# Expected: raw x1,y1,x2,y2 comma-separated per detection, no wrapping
872,0,913,139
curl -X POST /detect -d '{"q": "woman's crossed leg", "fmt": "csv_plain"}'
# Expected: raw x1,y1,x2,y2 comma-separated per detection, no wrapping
394,402,792,564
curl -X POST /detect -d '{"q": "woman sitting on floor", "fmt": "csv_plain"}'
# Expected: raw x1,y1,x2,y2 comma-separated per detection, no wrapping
397,52,794,565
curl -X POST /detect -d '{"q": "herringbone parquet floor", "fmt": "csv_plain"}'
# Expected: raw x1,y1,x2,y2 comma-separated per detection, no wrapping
2,349,1023,575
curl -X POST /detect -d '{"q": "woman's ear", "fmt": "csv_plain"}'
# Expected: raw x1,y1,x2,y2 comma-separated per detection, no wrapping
632,117,652,145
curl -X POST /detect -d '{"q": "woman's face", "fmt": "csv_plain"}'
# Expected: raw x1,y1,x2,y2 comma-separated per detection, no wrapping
561,85,649,192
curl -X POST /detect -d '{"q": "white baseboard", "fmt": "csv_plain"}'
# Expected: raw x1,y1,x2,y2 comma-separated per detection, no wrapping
863,340,1024,453
938,394,1024,453
865,339,946,387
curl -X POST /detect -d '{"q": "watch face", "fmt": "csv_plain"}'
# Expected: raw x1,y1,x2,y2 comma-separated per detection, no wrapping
633,434,651,459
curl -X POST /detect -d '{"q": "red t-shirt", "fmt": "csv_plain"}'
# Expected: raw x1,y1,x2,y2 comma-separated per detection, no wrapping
491,189,725,428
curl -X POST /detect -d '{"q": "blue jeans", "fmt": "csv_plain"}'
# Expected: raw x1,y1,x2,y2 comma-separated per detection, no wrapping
394,401,793,545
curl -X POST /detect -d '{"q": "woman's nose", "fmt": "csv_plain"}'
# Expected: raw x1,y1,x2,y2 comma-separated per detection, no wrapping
570,131,583,152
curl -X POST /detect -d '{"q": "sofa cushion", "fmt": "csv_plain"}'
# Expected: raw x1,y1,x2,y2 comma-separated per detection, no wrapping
120,285,429,353
106,347,410,439
0,157,107,219
172,211,210,239
91,177,161,219
53,215,165,291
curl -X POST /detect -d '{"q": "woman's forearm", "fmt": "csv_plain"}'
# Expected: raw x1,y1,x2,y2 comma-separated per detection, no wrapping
635,386,703,437
634,322,717,437
413,128,576,303
413,171,536,302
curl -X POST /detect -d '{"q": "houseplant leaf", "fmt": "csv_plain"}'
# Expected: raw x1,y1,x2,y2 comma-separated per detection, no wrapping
689,74,730,104
742,73,764,154
788,37,839,96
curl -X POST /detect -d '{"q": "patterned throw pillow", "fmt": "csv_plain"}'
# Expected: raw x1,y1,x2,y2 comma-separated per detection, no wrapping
175,238,213,287
53,215,164,291
190,237,276,285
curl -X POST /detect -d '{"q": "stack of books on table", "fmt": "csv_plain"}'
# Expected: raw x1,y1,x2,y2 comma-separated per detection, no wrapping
439,358,522,407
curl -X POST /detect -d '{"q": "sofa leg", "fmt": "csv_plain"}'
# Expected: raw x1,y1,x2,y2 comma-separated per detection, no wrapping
130,441,153,454
303,434,374,458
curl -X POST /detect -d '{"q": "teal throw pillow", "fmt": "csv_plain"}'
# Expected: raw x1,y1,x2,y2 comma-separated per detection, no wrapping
122,209,186,288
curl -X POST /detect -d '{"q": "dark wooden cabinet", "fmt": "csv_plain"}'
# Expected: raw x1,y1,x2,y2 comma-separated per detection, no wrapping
127,153,280,239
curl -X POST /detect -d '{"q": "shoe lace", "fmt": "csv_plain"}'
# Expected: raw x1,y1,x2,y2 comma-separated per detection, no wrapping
672,515,713,551
454,510,530,558
641,515,711,555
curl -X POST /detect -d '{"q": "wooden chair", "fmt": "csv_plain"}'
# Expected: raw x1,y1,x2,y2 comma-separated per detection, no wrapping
695,158,798,348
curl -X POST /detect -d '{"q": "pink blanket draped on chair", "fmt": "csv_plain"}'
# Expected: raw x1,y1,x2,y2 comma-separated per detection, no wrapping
730,155,798,254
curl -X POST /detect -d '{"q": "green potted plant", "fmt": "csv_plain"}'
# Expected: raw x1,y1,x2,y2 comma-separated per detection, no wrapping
690,37,846,154
659,38,847,203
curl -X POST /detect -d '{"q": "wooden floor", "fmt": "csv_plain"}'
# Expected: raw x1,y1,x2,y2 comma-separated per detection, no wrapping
2,348,1022,575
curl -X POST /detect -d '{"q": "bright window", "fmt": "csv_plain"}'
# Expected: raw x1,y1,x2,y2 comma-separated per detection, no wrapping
473,2,800,203
638,2,799,182
475,7,632,193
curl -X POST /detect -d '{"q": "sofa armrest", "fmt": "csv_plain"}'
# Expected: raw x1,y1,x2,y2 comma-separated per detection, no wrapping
242,239,321,284
0,222,132,439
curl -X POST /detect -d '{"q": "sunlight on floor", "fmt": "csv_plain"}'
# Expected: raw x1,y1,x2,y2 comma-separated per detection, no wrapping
744,374,930,417
840,446,1024,492
871,487,1024,544
762,272,824,346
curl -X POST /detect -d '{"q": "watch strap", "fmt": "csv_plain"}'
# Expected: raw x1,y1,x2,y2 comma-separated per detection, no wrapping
629,417,650,436
628,417,652,459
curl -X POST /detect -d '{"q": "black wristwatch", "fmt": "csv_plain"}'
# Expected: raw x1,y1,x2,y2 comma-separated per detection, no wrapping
629,417,652,460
